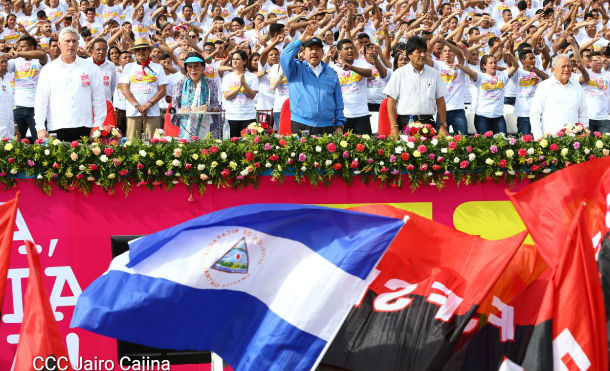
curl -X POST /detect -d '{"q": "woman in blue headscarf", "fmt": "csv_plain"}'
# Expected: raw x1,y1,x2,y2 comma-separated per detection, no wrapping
171,52,222,139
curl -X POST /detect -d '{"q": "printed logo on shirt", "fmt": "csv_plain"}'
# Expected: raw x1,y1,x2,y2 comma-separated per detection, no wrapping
131,71,158,83
102,9,119,20
338,70,364,96
204,65,217,79
15,62,41,88
519,75,539,88
481,76,504,91
440,69,457,83
586,77,608,91
81,74,91,87
103,75,110,86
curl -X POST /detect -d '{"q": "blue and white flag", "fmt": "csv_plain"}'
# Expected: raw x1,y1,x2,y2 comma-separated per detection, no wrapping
71,204,404,371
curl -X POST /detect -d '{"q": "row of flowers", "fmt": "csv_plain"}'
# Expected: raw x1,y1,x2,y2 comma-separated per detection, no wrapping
1,125,606,196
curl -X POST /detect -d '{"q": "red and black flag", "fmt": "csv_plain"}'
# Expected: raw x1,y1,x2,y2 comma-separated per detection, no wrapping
321,205,526,370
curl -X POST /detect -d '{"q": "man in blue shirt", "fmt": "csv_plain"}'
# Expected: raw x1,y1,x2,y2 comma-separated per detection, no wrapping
280,24,345,135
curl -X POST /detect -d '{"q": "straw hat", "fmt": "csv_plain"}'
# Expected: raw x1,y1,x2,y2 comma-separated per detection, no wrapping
129,38,153,52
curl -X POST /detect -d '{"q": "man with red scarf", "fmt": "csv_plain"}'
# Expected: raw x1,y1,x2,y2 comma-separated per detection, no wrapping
119,38,168,139
89,38,117,102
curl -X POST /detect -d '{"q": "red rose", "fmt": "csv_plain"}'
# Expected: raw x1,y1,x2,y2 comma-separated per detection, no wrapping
377,135,387,140
254,136,260,143
333,163,343,170
52,162,60,169
589,155,597,160
20,138,29,144
201,148,209,155
150,137,160,143
377,149,384,156
185,163,192,170
1,138,9,142
261,123,269,129
71,141,79,148
401,152,410,161
231,136,239,142
437,156,444,163
594,131,602,138
432,164,441,171
8,158,14,164
406,164,415,171
454,135,463,141
550,143,559,151
137,163,144,170
288,158,294,164
460,160,469,169
269,154,279,162
279,139,287,147
466,146,473,153
327,143,337,153
210,146,219,153
101,129,109,136
160,138,169,143
356,143,365,152
409,127,419,135
75,174,84,179
380,166,389,173
483,131,493,138
255,162,260,168
530,165,539,172
221,169,230,177
119,170,129,176
104,147,114,156
89,164,98,171
518,148,527,157
245,152,255,161
498,159,507,168
448,141,457,150
350,160,359,168
418,145,428,153
420,164,428,171
522,134,533,143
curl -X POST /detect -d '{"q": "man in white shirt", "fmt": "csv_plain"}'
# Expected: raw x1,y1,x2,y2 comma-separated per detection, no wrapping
530,54,588,139
384,36,448,136
34,27,106,141
581,51,610,133
7,35,47,141
330,38,373,134
89,38,116,102
119,39,168,139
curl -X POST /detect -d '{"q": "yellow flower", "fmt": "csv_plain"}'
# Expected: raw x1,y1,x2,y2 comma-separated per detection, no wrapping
539,139,548,148
108,173,116,179
257,127,264,133
192,154,199,160
65,171,73,178
505,149,514,158
561,148,569,156
52,139,60,145
229,161,237,170
4,143,12,151
495,171,503,176
340,140,348,148
211,161,218,168
485,158,494,165
413,150,421,158
156,160,164,166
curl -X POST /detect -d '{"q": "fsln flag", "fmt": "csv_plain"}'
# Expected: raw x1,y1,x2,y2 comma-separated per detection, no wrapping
14,241,72,371
507,156,610,268
71,204,405,371
0,192,19,318
446,204,609,371
321,205,526,371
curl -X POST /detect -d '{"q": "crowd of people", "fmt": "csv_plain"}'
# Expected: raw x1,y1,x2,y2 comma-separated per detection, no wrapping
0,0,609,141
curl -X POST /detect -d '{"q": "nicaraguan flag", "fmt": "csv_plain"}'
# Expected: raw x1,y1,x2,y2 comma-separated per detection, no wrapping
71,204,404,371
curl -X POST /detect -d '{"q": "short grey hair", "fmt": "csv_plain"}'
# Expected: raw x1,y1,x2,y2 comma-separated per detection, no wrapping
552,54,570,68
58,27,79,42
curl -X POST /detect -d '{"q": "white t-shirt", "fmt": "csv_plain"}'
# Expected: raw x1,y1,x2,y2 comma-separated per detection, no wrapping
221,71,259,121
367,64,391,104
512,68,543,117
331,59,370,118
43,3,68,22
132,17,153,39
100,4,122,23
113,69,126,110
256,63,274,111
119,61,168,117
474,70,509,117
465,63,479,106
1,28,20,45
83,21,103,36
582,69,610,120
434,60,465,111
8,57,43,107
269,63,289,111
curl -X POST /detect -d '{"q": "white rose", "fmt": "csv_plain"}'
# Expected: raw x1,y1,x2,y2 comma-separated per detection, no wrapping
100,155,108,162
315,146,322,152
70,152,78,161
454,157,460,163
584,148,591,155
527,148,534,155
543,169,551,174
220,152,227,160
44,149,50,156
291,152,296,157
468,153,476,161
240,169,249,176
79,165,85,171
172,159,180,167
325,159,332,166
301,166,307,171
139,150,147,157
10,169,17,174
441,148,448,153
265,162,272,168
431,138,438,146
37,174,43,179
379,161,384,166
394,146,403,154
406,142,415,149
485,158,494,165
495,171,503,176
508,170,516,175
197,164,205,171
596,140,604,149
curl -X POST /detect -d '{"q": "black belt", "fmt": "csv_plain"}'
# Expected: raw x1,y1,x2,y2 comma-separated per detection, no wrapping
399,114,434,121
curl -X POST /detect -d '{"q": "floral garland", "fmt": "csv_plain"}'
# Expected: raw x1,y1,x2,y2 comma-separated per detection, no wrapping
0,123,607,196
